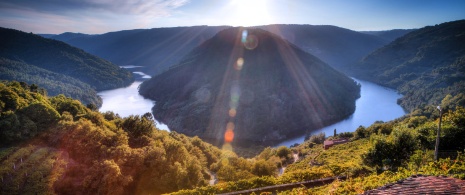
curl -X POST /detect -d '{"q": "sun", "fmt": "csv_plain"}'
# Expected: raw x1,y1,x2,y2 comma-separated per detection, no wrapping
229,0,271,26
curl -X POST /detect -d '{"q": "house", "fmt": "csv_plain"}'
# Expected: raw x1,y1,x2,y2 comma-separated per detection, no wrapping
323,138,349,150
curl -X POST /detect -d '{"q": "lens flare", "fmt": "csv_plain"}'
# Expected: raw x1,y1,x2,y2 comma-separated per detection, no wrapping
235,57,244,70
224,129,234,143
226,121,235,130
241,30,248,43
222,143,233,151
229,108,237,117
241,29,258,50
244,34,258,50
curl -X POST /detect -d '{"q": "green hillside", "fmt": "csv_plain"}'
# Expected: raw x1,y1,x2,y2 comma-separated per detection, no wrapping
0,27,134,106
0,81,284,194
172,93,465,195
1,82,464,194
348,20,465,111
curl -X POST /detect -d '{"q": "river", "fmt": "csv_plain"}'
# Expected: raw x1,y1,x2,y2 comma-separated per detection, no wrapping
97,66,169,131
275,78,406,147
98,70,406,145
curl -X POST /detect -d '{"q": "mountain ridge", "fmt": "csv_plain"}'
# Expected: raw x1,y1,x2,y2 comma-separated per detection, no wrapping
46,24,403,76
0,27,134,106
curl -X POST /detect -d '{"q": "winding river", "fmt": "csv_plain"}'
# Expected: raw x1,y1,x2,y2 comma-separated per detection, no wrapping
98,68,406,146
98,66,169,131
275,78,406,147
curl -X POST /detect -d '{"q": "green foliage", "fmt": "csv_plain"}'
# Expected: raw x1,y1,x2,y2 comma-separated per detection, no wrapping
276,146,292,160
50,94,88,117
0,83,219,194
306,132,326,144
354,126,369,139
350,20,465,111
363,127,418,170
0,82,61,145
19,102,60,130
0,27,134,106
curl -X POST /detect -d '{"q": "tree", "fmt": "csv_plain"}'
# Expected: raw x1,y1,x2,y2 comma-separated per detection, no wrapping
19,102,60,130
276,146,291,160
82,160,132,195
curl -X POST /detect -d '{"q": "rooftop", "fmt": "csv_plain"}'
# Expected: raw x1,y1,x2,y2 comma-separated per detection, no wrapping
364,175,465,194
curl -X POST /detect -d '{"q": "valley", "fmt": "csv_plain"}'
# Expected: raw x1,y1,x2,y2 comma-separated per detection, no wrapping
1,13,464,194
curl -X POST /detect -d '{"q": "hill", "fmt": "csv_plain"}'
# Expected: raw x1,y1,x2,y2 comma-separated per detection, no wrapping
0,81,286,194
49,26,229,76
173,93,465,194
139,27,361,146
360,29,414,43
257,24,389,71
348,20,465,111
0,27,133,106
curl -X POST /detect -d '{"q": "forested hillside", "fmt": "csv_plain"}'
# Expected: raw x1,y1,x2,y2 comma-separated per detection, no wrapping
139,27,360,147
1,83,464,195
0,27,134,106
48,26,229,75
257,24,390,71
349,20,465,111
0,81,286,194
173,93,465,194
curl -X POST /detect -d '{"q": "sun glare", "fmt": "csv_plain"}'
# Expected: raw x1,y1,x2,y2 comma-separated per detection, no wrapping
229,0,271,26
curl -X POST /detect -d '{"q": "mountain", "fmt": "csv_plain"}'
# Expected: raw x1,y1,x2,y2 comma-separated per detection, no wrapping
360,29,415,43
49,26,229,75
37,34,56,38
256,24,389,71
348,20,465,111
49,25,391,76
47,32,92,42
0,27,134,106
139,27,361,146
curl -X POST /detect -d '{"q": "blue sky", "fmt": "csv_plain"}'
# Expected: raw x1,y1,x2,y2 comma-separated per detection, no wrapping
0,0,464,34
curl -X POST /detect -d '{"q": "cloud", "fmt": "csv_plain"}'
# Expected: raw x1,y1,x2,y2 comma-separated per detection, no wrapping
0,0,190,33
0,0,189,15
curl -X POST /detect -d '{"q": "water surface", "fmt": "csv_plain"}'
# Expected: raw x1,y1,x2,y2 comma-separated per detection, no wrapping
275,78,406,147
98,67,169,131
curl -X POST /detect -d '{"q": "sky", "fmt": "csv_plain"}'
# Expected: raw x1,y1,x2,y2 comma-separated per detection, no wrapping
0,0,464,34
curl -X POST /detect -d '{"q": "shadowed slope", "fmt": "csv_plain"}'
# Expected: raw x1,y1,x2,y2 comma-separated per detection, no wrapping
140,27,360,146
349,20,465,111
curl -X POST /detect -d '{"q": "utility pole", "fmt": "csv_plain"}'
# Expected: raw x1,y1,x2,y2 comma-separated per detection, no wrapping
434,106,443,161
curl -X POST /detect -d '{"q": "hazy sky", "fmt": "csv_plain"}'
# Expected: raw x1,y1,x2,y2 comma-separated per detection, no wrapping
1,0,464,34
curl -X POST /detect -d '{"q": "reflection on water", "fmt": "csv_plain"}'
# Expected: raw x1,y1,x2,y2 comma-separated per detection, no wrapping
275,78,406,147
98,67,169,131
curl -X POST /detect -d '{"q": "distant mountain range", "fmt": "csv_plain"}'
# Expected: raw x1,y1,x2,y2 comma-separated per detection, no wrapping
359,29,415,43
257,25,410,70
43,25,410,75
349,20,465,111
0,27,133,106
139,27,361,146
46,26,229,76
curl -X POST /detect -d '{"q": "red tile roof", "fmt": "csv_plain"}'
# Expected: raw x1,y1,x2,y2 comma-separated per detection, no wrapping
364,175,465,194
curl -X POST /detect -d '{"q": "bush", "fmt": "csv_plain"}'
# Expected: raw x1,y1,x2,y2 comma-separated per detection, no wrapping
307,132,325,144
